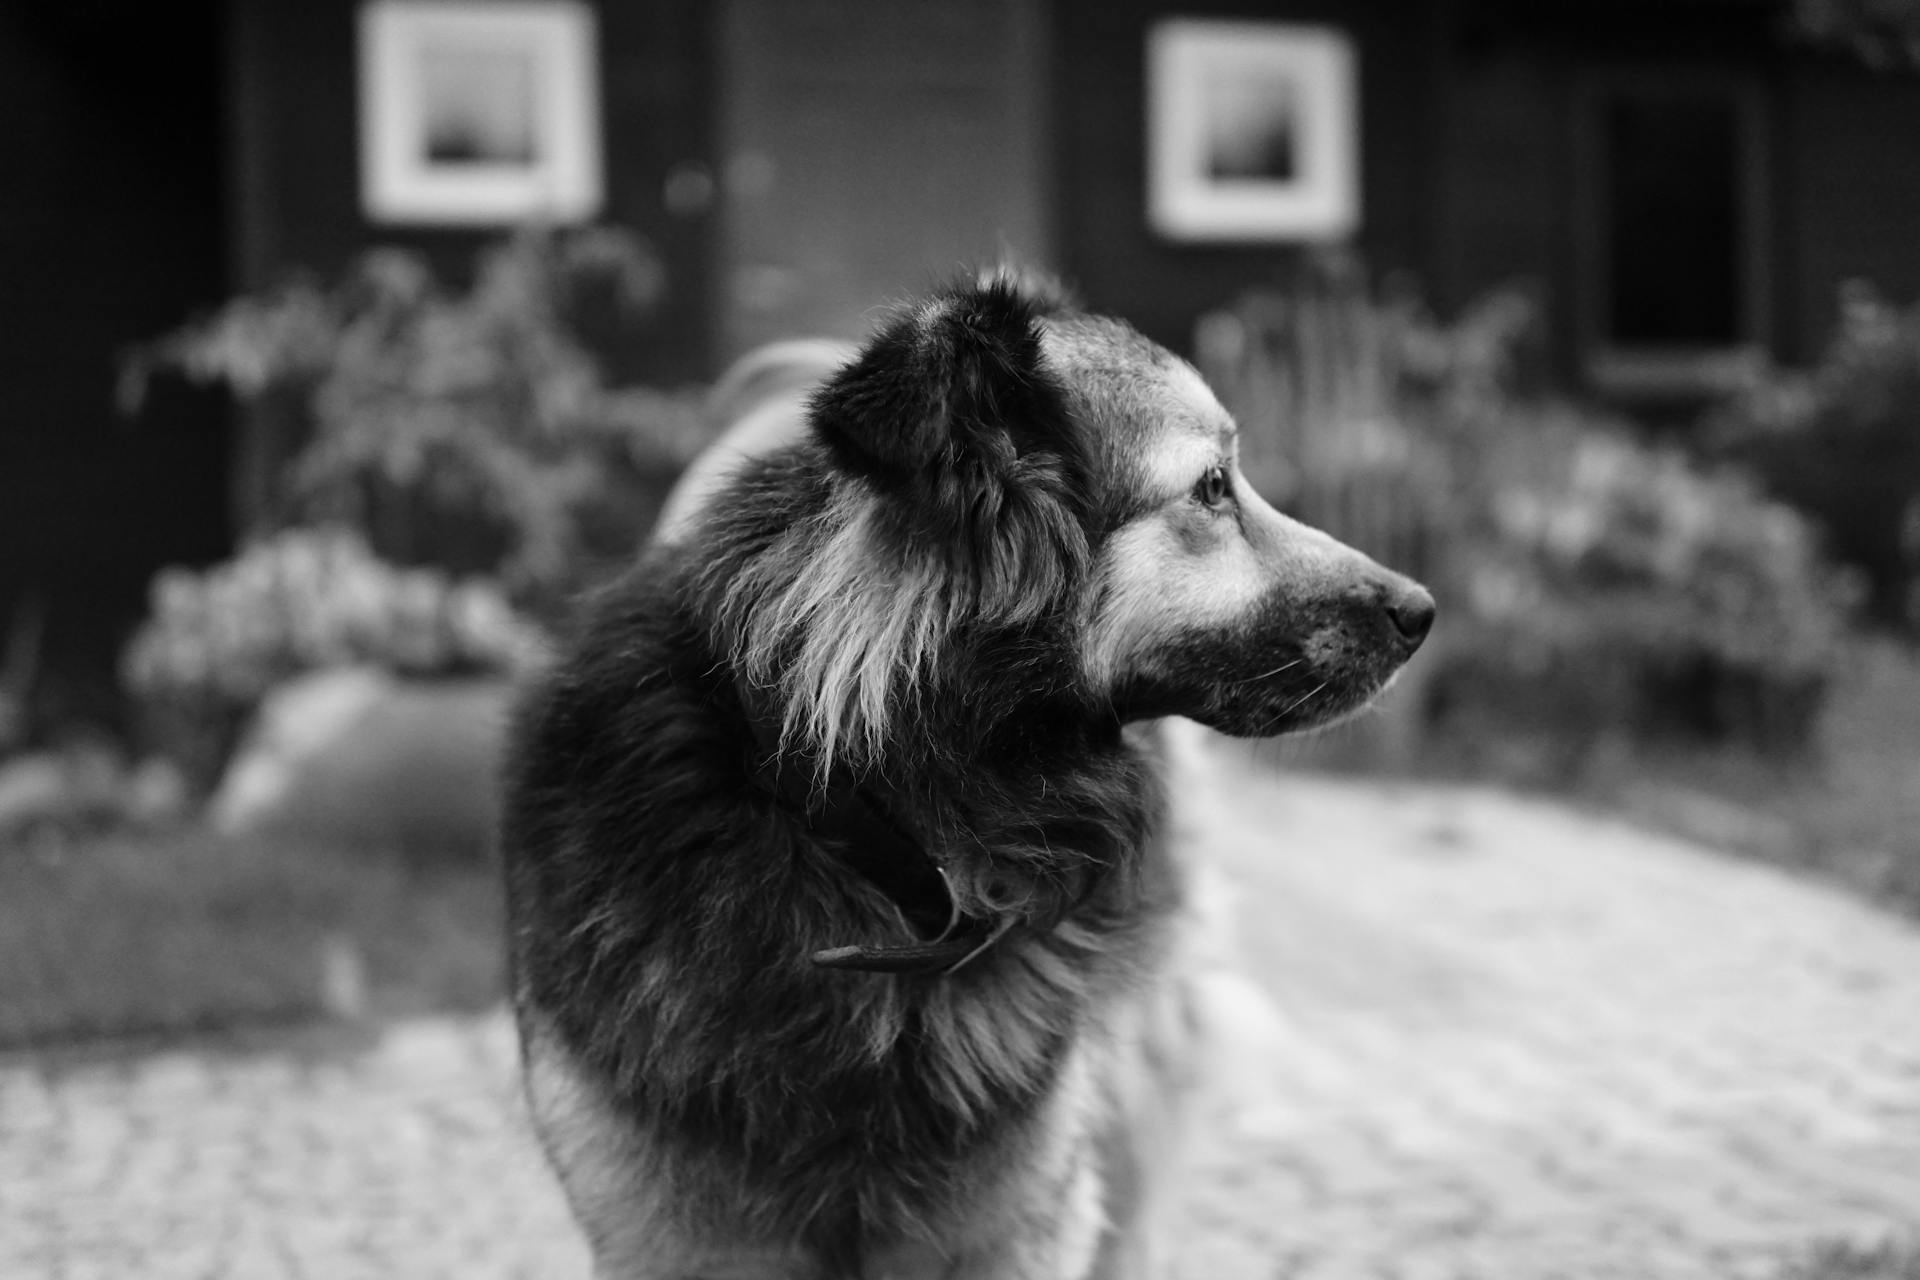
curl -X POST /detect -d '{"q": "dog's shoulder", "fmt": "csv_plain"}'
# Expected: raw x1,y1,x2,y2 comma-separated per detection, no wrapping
505,552,715,798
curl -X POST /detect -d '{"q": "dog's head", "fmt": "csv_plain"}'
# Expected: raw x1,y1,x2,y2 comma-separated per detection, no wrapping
707,270,1432,761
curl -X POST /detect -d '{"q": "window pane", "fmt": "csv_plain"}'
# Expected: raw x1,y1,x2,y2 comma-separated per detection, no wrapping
1602,90,1744,346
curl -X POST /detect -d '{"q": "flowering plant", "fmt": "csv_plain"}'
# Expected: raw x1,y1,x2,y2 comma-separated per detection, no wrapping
123,527,545,711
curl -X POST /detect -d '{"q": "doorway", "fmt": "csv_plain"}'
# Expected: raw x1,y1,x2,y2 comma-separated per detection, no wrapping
0,2,233,714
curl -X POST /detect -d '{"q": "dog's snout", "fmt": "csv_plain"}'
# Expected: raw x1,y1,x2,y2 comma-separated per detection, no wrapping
1386,584,1435,649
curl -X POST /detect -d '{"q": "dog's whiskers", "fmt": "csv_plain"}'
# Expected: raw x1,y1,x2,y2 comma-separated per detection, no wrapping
1281,681,1328,717
1238,659,1302,684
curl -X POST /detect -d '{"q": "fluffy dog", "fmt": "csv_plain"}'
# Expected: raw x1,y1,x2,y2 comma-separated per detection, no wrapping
501,271,1433,1279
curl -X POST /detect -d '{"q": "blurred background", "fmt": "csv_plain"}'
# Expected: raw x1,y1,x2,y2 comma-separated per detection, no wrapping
3,1,1920,1277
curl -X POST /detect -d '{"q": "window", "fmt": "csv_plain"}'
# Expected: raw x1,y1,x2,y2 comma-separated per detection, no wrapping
1578,75,1768,396
358,1,603,225
1145,20,1360,242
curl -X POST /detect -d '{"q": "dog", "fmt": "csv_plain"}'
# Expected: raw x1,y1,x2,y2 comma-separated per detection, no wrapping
500,270,1434,1279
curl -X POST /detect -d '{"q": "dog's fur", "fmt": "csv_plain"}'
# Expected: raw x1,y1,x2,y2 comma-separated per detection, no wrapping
501,272,1433,1279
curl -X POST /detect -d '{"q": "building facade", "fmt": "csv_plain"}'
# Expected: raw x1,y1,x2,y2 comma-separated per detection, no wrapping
6,0,1920,684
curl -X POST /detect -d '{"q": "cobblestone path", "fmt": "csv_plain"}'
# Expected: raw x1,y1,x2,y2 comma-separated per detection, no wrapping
1180,760,1920,1280
4,757,1918,1279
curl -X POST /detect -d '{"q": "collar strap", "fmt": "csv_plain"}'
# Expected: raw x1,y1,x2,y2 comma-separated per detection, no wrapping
811,914,1016,975
737,693,1017,975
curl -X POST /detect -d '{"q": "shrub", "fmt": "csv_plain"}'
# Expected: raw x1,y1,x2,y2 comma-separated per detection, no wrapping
1198,259,1860,762
122,226,712,617
1456,406,1860,754
1707,280,1920,631
117,227,713,784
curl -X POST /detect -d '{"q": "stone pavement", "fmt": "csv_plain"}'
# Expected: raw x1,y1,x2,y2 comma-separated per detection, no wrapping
1178,756,1920,1280
4,753,1919,1280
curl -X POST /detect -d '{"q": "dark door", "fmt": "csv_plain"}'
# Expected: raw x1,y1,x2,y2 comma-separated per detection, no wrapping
717,0,1051,356
0,2,233,715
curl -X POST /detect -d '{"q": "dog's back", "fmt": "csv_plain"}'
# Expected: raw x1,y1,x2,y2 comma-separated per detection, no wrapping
652,338,854,546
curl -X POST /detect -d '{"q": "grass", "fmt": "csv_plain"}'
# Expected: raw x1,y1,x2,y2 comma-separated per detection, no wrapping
1774,1238,1920,1280
0,828,504,1048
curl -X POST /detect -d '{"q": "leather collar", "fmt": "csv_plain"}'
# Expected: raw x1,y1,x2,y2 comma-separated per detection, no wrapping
737,691,1024,976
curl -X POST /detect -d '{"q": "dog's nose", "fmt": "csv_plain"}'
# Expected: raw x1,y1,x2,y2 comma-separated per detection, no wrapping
1387,585,1435,649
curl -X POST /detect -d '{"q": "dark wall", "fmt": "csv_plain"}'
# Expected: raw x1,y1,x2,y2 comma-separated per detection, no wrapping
1428,2,1792,381
1439,30,1920,371
1780,63,1920,360
1051,0,1445,356
1401,2,1920,379
231,0,720,384
0,2,233,708
1430,50,1567,329
1055,0,1920,382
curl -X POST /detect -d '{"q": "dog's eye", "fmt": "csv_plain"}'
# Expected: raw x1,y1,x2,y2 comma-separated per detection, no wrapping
1194,465,1232,510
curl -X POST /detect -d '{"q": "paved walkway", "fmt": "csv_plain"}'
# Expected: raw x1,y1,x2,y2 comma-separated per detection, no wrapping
4,753,1919,1279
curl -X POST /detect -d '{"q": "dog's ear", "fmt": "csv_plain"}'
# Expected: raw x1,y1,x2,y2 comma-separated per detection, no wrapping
809,271,1073,484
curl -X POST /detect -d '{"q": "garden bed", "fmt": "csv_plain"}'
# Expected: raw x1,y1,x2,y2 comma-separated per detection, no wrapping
1275,632,1920,924
1602,634,1920,920
1776,1238,1920,1280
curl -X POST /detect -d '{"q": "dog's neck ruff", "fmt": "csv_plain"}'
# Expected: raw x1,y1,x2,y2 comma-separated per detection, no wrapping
738,693,1052,976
